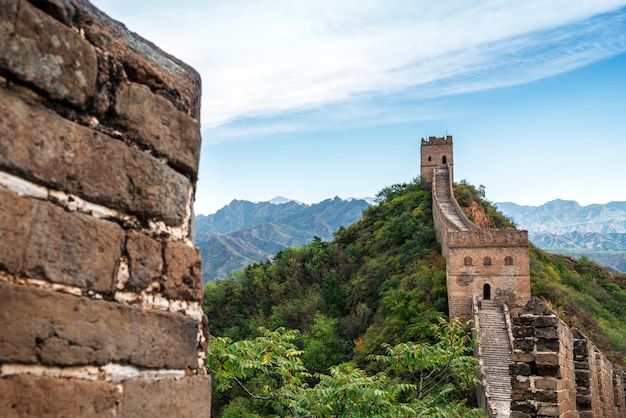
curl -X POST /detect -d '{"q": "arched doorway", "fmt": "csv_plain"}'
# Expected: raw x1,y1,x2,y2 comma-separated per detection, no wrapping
442,155,447,164
483,283,491,300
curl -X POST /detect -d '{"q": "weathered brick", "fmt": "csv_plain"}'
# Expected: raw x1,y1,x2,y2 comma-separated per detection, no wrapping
577,394,592,406
163,241,203,302
534,389,557,402
511,400,535,413
0,282,199,369
536,353,560,367
510,363,531,376
535,377,558,390
126,230,162,291
535,327,559,339
0,0,97,108
536,338,560,352
534,315,559,328
512,352,535,363
0,185,38,273
0,87,190,225
28,0,76,26
511,376,530,389
537,364,560,377
73,0,201,119
575,369,590,383
513,325,534,338
113,81,201,176
536,404,559,416
514,338,534,351
0,186,123,293
0,374,118,417
511,390,527,401
120,375,211,417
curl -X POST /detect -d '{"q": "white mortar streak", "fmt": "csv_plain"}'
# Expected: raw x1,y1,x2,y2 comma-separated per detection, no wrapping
0,169,188,241
0,272,204,322
1,363,185,383
0,170,48,198
115,257,130,290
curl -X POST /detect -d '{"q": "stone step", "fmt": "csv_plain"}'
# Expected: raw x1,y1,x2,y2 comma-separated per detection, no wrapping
476,305,512,418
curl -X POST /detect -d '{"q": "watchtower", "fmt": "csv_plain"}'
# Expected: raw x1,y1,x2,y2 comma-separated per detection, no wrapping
420,136,453,190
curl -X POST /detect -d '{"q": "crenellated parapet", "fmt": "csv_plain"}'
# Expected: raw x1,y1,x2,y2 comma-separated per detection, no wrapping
421,136,454,190
448,230,529,249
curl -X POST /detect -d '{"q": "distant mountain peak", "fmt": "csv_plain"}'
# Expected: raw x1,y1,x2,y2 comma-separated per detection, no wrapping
351,196,376,205
268,196,303,205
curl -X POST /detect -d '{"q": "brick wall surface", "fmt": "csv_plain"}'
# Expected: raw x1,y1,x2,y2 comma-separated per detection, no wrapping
510,299,626,418
0,0,210,416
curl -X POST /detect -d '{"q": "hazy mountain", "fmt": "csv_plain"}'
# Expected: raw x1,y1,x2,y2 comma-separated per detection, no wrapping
195,197,371,282
497,200,626,272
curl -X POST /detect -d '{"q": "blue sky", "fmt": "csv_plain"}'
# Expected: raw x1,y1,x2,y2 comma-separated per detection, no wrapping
93,1,626,215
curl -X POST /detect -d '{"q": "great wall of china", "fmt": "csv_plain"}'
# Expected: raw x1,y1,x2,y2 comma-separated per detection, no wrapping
1,1,625,417
422,136,626,417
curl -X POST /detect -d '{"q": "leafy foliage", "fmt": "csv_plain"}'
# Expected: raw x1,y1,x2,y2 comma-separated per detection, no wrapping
453,181,515,229
208,323,482,417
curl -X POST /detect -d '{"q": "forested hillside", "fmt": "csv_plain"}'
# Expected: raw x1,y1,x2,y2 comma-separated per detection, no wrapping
203,179,626,416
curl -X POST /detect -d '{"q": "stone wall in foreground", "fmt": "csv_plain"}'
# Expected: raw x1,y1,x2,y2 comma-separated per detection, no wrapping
0,0,211,415
510,298,626,418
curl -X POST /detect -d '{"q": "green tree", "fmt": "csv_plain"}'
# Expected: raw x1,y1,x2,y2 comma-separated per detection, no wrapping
207,322,482,417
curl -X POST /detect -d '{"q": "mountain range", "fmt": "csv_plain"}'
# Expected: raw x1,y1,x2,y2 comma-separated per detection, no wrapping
195,197,372,282
496,200,626,272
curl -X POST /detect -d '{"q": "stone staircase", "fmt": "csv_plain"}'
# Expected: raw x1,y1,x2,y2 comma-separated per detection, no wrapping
433,166,471,231
477,301,512,417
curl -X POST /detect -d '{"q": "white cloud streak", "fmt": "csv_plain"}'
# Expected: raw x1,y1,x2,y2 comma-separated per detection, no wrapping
95,0,626,134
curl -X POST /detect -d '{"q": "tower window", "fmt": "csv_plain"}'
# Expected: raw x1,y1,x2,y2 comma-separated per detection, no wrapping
442,156,447,164
483,257,492,266
483,283,491,300
464,256,473,266
428,156,432,161
505,256,513,266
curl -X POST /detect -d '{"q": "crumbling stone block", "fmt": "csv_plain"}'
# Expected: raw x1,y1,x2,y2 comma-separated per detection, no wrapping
510,363,532,376
126,230,162,291
0,374,118,417
163,241,203,302
0,186,124,293
535,353,560,367
73,0,201,119
513,325,534,338
120,375,211,417
535,327,559,339
0,282,199,369
0,0,97,108
113,81,201,176
0,87,190,226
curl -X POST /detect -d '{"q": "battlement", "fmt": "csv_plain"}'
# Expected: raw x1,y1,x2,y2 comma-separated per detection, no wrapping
448,230,529,248
421,135,453,145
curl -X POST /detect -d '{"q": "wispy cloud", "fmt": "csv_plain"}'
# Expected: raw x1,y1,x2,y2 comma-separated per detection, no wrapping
95,0,626,135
